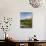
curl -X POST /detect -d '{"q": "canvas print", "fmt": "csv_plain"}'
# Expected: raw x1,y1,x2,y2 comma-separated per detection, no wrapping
20,12,32,28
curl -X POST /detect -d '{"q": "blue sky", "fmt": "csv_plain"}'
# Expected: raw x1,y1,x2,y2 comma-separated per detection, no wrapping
20,12,32,20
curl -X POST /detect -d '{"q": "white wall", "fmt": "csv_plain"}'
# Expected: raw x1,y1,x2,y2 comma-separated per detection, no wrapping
0,0,46,40
33,8,46,40
44,15,46,40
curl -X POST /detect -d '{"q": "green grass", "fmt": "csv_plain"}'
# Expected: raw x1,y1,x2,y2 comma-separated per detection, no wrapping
20,19,32,28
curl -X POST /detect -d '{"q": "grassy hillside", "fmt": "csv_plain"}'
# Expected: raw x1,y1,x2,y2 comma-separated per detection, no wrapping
20,19,32,28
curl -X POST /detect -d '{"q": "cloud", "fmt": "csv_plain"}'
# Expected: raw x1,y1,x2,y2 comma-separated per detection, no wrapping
21,15,32,20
